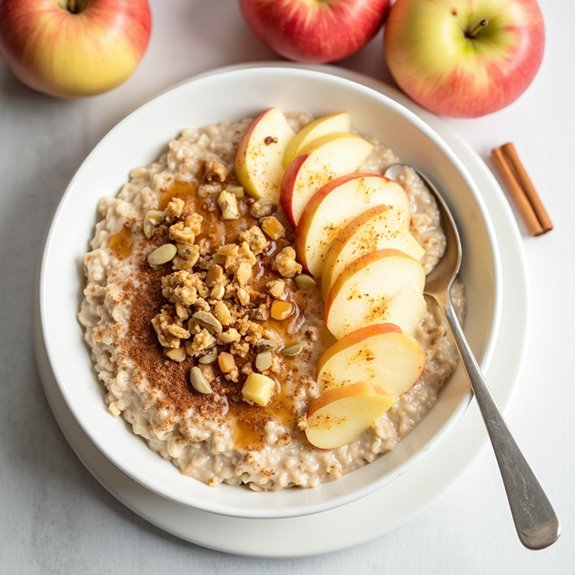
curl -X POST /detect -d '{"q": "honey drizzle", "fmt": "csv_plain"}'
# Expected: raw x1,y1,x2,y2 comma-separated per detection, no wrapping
108,224,133,259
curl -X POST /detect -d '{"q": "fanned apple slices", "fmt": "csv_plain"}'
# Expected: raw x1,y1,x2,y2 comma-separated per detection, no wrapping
305,382,395,450
282,112,351,168
280,132,373,225
316,324,425,395
235,109,431,451
235,107,295,202
295,173,410,277
325,249,426,339
305,324,425,449
321,203,425,299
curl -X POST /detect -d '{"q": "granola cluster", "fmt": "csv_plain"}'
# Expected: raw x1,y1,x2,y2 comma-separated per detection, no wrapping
143,161,309,404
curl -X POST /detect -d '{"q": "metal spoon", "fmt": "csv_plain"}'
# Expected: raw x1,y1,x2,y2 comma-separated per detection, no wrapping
385,163,560,550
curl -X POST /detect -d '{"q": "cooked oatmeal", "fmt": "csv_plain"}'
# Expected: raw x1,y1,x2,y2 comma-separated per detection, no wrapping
78,113,463,490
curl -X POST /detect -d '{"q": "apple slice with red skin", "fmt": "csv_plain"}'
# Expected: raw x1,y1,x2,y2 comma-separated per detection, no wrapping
295,173,410,277
305,382,394,449
321,203,424,298
282,112,351,167
280,132,373,225
317,323,425,395
234,107,295,203
325,248,426,339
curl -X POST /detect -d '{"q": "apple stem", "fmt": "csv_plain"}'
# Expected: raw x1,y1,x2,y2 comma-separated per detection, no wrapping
466,19,489,39
67,0,79,13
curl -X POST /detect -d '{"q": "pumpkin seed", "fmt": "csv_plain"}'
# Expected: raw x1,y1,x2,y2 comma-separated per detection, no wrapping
255,351,273,372
281,342,303,357
255,338,278,352
193,311,223,335
143,210,166,239
295,274,316,291
198,349,218,364
148,243,177,266
190,366,213,394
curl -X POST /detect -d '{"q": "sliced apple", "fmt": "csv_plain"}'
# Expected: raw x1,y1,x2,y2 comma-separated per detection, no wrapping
325,249,426,339
280,132,373,225
317,323,425,396
282,112,351,168
305,382,394,449
234,108,295,203
295,173,409,277
321,204,425,298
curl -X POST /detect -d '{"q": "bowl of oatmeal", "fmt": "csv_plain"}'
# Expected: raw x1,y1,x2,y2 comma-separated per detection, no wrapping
39,65,500,519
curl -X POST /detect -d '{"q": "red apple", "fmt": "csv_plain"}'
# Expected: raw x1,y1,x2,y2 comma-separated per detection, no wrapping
383,0,545,117
0,0,151,98
239,0,390,63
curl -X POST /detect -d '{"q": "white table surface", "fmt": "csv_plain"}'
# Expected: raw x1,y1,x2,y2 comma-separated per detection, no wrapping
1,1,573,573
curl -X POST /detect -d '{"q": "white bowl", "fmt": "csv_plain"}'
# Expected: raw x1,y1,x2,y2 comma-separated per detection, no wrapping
38,65,500,520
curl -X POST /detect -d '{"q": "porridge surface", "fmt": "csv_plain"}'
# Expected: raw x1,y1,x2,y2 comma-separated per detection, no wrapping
78,113,462,490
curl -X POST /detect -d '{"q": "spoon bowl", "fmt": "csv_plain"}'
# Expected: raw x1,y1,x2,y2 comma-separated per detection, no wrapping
385,163,560,550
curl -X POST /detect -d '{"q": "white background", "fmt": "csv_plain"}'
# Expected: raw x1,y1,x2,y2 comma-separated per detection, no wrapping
1,0,573,573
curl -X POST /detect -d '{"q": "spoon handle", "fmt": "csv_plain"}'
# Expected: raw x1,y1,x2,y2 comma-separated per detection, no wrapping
441,300,560,549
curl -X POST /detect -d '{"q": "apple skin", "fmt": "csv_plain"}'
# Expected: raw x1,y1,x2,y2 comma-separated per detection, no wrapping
239,0,390,63
0,0,151,98
383,0,545,117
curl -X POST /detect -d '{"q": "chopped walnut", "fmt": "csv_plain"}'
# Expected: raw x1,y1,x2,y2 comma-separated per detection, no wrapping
197,183,222,197
235,261,253,286
267,279,285,299
151,309,187,349
213,301,232,326
173,243,200,271
186,328,216,356
237,287,250,306
161,271,198,306
169,213,203,244
165,197,185,221
273,246,303,278
231,340,250,358
250,199,276,218
217,328,241,345
205,264,225,287
239,226,269,255
205,160,229,183
217,190,239,220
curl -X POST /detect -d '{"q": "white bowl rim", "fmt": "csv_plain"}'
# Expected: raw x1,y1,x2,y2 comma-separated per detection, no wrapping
38,63,502,519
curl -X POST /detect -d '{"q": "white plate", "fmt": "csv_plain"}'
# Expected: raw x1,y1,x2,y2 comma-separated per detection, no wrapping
34,64,527,556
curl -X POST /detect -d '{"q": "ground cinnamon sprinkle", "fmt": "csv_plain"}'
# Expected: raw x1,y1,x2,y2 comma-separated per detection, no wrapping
116,179,320,448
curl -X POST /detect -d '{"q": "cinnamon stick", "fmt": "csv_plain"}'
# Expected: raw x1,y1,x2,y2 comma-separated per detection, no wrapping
491,143,553,236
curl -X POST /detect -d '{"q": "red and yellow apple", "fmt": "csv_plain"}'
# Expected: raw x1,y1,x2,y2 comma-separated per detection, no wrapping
325,248,426,339
317,323,425,394
0,0,151,98
295,173,409,277
239,0,390,63
235,107,295,202
321,203,424,298
383,0,545,117
280,132,373,224
305,381,394,449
